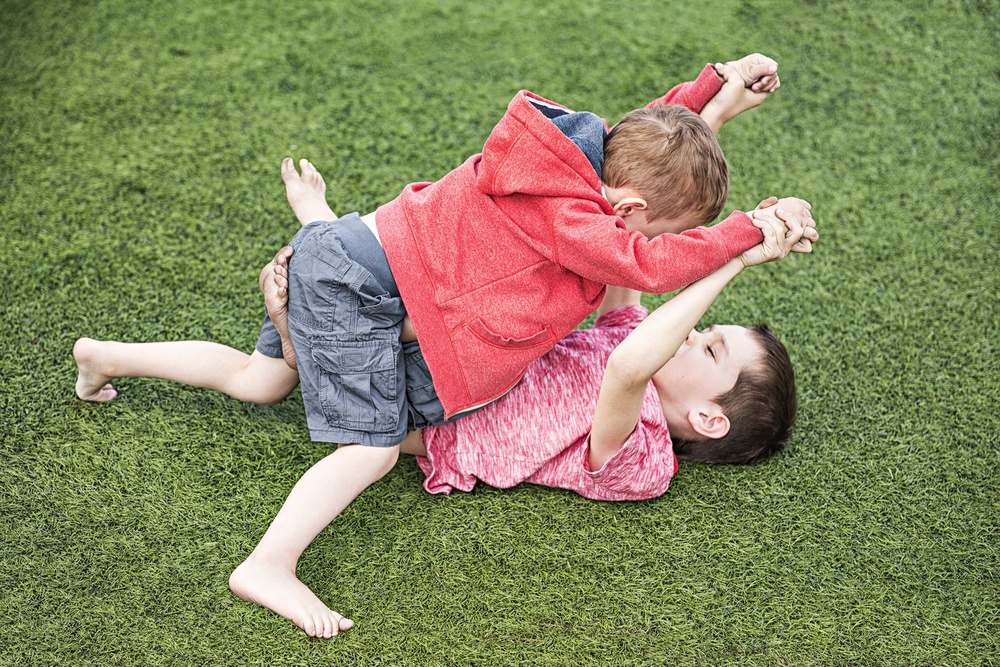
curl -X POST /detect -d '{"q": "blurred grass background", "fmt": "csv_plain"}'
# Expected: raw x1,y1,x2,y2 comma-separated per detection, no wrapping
1,0,997,664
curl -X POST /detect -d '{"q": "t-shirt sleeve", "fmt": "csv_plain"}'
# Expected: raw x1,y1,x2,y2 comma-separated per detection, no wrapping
582,424,676,500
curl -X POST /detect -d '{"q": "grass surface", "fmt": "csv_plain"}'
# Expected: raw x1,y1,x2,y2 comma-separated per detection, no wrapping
1,0,998,664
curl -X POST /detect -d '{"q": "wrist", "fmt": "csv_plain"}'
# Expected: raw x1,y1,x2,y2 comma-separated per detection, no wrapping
699,102,726,135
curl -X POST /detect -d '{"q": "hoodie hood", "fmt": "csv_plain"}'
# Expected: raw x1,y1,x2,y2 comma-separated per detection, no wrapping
476,91,612,213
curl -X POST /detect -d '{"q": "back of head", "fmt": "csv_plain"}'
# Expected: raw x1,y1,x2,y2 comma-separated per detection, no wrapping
673,324,797,465
603,105,728,226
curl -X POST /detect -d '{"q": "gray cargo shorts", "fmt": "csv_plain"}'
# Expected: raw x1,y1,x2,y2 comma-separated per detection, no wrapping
255,213,448,446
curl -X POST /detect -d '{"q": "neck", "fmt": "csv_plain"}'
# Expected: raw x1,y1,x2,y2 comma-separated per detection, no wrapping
652,375,695,441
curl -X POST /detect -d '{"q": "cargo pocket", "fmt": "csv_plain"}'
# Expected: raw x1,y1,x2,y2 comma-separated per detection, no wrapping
402,341,445,429
311,337,400,432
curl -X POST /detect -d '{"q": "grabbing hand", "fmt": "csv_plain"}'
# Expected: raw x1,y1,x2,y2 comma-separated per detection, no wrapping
753,196,817,254
700,53,780,132
722,53,781,95
740,200,814,267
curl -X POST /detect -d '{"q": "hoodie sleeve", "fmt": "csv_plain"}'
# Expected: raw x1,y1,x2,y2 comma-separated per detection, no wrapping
550,200,762,294
644,64,724,114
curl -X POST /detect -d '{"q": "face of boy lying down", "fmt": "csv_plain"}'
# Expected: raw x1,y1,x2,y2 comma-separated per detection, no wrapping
654,324,762,440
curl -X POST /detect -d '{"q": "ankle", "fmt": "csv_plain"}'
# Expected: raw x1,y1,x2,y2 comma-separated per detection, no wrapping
241,549,299,574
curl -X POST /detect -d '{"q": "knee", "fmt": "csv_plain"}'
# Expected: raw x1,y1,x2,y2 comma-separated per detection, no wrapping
376,444,401,474
256,386,295,406
357,444,400,477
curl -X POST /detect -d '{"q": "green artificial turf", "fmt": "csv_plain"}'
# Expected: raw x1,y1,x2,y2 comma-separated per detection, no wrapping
1,0,997,664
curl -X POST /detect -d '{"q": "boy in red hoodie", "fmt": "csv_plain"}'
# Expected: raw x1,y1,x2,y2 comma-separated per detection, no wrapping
73,54,816,636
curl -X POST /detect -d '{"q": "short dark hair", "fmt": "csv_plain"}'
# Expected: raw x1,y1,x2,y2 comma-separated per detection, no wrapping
603,105,728,226
672,324,797,465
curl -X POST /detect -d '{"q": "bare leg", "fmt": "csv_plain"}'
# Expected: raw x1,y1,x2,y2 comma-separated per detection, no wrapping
282,158,337,226
229,443,400,637
398,429,426,456
73,338,299,405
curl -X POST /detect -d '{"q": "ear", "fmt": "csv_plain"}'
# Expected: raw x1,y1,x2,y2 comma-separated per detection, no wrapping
612,196,648,218
686,405,731,440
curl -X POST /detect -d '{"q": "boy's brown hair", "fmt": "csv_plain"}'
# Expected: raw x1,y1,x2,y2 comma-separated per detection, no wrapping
603,105,728,225
673,324,797,465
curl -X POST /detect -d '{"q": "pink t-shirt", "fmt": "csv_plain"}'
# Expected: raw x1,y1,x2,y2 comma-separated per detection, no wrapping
417,306,678,501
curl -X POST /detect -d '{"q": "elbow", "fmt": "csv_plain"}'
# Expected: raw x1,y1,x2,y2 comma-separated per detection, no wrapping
605,347,652,390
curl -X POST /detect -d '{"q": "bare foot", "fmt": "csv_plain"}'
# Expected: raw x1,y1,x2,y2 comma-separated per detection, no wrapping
259,247,297,369
73,338,119,402
282,157,337,226
229,556,354,638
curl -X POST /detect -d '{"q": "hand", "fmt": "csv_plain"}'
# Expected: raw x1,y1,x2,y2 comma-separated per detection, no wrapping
724,53,781,94
740,205,810,268
754,196,817,253
700,53,780,131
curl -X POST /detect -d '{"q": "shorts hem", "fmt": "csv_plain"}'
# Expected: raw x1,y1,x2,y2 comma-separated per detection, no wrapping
307,428,406,448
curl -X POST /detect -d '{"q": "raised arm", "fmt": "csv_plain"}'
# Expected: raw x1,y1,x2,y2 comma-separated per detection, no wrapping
643,64,724,114
587,204,809,471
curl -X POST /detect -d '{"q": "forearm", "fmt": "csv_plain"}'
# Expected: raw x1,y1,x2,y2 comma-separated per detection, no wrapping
612,258,744,380
699,99,727,135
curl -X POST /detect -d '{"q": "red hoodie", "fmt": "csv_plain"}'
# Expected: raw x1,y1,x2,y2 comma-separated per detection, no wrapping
376,66,763,418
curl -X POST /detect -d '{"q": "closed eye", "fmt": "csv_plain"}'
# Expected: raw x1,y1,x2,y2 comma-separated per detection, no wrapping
707,345,716,360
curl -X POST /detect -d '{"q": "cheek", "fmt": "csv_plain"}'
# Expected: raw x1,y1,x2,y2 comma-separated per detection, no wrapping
674,359,705,386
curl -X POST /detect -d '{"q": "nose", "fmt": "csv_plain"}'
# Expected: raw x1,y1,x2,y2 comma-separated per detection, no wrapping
687,328,719,346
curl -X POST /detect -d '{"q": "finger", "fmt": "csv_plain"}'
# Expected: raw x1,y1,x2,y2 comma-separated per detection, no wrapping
754,212,783,245
790,239,813,254
754,76,775,93
803,227,819,243
775,206,804,232
752,209,779,224
747,60,777,86
775,207,805,244
714,62,739,83
752,73,775,92
756,196,779,210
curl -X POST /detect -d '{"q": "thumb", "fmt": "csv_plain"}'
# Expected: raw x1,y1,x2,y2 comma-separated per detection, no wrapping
713,61,739,84
747,60,777,82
